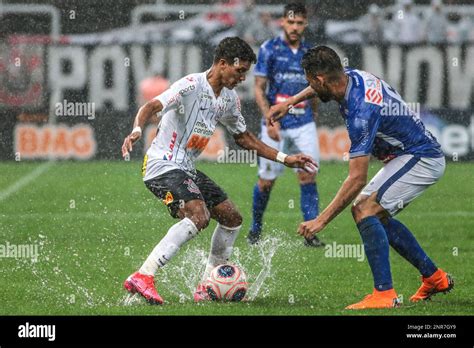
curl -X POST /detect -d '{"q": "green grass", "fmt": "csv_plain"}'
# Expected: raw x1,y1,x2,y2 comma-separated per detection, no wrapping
0,160,472,315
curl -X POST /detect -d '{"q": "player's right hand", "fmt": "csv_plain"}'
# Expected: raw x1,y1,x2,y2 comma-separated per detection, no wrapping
267,101,292,126
121,131,141,158
284,154,318,174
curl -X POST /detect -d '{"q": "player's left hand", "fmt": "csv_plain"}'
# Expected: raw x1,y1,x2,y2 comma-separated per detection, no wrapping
298,218,326,238
284,154,318,174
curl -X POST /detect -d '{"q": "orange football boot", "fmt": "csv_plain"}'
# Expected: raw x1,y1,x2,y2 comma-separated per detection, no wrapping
410,268,454,302
345,288,400,310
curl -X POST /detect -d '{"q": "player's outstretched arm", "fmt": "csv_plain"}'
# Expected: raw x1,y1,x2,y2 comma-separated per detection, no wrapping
298,155,370,238
233,131,317,173
267,86,317,125
255,76,280,141
121,99,163,158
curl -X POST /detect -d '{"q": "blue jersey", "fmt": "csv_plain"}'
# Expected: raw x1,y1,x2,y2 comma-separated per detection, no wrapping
254,35,314,130
341,68,443,161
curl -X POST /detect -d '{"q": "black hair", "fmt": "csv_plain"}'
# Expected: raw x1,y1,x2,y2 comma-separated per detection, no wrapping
301,45,344,78
213,37,257,64
283,3,307,19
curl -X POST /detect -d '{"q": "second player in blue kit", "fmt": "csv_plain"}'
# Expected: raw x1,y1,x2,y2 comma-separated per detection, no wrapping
248,3,324,247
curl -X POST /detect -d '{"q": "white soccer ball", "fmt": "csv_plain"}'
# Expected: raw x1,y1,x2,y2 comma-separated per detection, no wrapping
204,264,248,302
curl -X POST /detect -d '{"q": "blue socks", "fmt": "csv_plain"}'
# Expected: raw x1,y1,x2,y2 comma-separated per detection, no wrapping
357,216,393,291
250,184,271,234
300,183,319,221
251,182,319,235
384,218,437,278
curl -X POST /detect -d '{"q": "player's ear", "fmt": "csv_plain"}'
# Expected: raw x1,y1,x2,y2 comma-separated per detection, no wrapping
216,58,228,69
316,75,324,85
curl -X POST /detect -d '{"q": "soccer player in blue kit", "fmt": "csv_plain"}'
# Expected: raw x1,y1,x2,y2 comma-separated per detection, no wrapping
269,46,454,309
248,3,324,247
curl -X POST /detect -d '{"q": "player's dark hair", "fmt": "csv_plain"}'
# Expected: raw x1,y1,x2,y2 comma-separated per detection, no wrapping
213,37,257,64
301,45,344,80
283,3,307,19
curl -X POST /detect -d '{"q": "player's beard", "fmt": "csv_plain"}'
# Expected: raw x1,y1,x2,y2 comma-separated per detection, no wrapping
285,31,301,45
317,90,332,102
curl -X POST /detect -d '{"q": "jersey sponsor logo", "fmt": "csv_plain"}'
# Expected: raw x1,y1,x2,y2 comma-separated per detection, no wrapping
275,93,306,115
274,72,307,84
186,134,210,151
178,84,195,96
191,121,213,137
167,84,196,105
183,178,201,194
365,88,383,105
361,72,383,106
168,131,177,151
162,131,177,160
162,191,174,205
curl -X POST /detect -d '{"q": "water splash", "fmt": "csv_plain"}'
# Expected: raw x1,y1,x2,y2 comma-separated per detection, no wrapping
246,236,280,301
158,247,208,300
121,293,142,306
14,230,287,309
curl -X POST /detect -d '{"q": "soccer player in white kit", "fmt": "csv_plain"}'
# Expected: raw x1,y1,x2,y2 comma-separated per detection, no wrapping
121,37,317,304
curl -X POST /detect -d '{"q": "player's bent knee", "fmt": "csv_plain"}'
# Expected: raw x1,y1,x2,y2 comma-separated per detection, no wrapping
212,201,243,228
184,200,210,231
190,212,210,231
227,210,243,228
351,195,385,224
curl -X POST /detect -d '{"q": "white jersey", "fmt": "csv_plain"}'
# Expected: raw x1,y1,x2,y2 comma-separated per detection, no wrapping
143,71,247,181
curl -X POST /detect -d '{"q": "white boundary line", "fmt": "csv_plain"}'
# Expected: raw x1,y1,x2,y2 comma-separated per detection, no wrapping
0,161,55,202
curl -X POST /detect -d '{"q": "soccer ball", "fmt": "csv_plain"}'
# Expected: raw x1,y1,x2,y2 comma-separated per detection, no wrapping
204,264,248,302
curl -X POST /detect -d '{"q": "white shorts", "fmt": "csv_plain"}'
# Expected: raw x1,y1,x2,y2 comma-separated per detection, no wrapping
360,154,446,216
258,122,320,180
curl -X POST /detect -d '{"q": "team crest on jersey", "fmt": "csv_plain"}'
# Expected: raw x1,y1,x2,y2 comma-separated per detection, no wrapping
163,151,173,160
183,178,201,194
163,191,174,205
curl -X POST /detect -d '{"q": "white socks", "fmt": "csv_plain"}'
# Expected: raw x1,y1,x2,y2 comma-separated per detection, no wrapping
139,217,199,276
201,224,242,282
